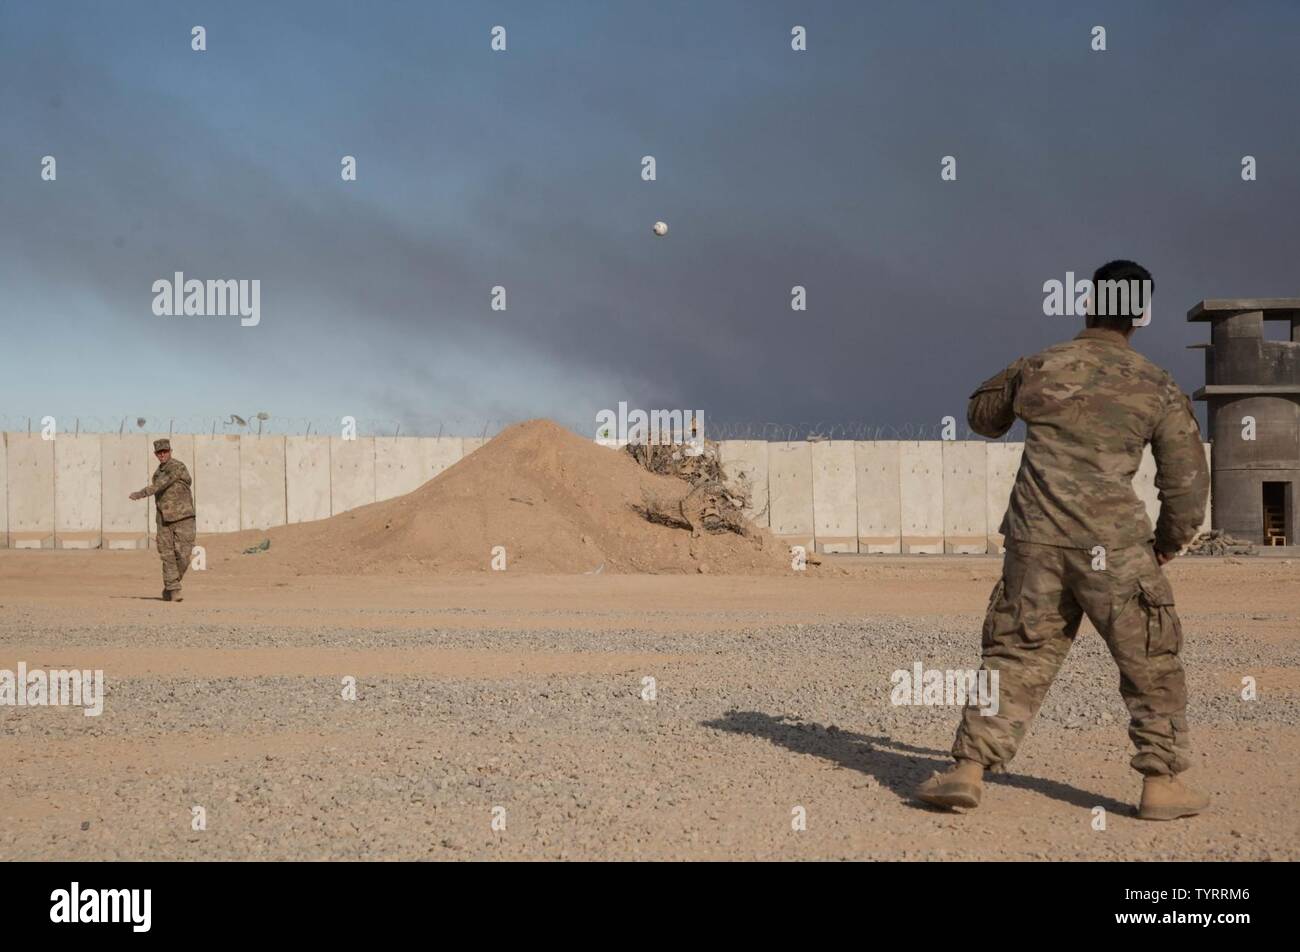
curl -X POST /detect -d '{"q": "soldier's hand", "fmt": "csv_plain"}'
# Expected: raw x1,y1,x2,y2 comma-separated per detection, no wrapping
129,491,143,500
1155,548,1176,566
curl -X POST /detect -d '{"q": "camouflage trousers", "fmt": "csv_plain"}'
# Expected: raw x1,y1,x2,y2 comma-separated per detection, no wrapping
953,540,1191,776
156,517,196,593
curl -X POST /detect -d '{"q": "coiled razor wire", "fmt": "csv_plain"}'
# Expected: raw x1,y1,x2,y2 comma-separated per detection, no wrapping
0,414,1026,443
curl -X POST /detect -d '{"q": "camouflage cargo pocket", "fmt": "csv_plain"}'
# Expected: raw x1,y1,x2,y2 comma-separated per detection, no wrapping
980,578,1006,650
1137,574,1182,657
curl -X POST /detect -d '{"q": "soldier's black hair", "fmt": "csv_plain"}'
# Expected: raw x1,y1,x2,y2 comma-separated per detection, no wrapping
1089,259,1153,330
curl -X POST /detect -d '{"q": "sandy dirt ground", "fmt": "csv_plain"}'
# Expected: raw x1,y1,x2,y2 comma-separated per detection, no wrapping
1,549,1296,860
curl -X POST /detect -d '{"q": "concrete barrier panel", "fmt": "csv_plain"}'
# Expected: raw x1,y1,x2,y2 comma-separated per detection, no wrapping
240,436,286,530
855,441,901,553
1134,442,1214,540
718,440,769,527
195,435,241,533
463,437,487,455
768,441,814,551
331,437,375,515
54,434,102,548
0,435,7,548
286,436,331,524
811,440,858,553
985,443,1023,553
1134,444,1159,529
146,434,195,534
899,442,943,554
6,434,55,548
424,436,464,482
375,437,424,501
942,441,987,554
101,434,150,549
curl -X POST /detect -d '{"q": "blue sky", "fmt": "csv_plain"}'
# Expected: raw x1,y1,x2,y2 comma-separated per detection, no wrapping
2,0,1297,436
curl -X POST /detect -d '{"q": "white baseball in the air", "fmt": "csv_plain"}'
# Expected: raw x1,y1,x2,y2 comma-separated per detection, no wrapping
652,221,668,236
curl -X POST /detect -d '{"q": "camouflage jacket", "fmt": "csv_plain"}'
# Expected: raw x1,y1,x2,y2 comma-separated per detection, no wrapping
969,327,1209,552
142,458,195,523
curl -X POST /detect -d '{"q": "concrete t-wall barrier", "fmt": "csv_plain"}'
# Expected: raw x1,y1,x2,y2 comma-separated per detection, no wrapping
463,437,487,455
54,433,103,549
195,435,241,534
855,441,901,553
147,434,195,534
768,441,815,552
375,436,426,502
375,436,464,502
985,443,1023,553
1134,445,1160,529
899,441,944,554
0,432,1218,553
426,436,465,482
811,440,858,553
101,434,150,549
240,436,287,530
285,436,331,524
0,435,8,548
330,436,376,515
718,440,770,528
942,441,987,555
6,434,55,548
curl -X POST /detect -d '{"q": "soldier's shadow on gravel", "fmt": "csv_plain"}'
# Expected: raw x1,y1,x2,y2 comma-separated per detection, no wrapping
704,711,1130,814
110,595,168,601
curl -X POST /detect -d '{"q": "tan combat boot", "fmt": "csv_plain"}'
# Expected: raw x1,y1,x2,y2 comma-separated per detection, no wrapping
915,759,984,811
1138,774,1210,821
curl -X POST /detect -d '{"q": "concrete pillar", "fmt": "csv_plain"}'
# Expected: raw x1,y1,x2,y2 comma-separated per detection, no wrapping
54,433,103,548
984,443,1023,553
239,435,287,530
194,435,241,534
899,442,943,554
855,441,901,553
6,433,55,548
718,440,770,528
942,441,987,554
768,441,815,552
286,436,331,524
101,434,150,549
811,440,858,552
330,436,376,515
1200,442,1213,536
146,434,195,536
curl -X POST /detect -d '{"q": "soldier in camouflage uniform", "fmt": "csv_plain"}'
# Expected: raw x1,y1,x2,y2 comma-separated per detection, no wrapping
917,260,1212,820
129,438,196,602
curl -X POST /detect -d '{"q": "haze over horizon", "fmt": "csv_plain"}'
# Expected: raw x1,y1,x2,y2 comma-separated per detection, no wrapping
3,0,1298,436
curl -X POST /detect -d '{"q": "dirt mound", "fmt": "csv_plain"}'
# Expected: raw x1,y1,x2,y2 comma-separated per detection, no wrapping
210,420,787,575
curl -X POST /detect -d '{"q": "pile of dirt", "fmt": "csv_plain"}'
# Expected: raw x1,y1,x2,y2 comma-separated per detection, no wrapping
210,420,787,575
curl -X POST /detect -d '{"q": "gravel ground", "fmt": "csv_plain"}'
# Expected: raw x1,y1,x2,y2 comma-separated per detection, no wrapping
1,555,1296,860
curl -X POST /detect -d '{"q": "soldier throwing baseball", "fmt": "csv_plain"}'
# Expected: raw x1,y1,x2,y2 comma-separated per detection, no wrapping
917,260,1212,821
129,438,196,602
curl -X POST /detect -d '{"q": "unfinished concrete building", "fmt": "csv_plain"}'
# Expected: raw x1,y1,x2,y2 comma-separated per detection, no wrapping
1189,299,1300,545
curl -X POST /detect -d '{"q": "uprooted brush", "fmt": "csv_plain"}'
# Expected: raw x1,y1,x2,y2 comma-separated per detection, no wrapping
627,441,756,536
